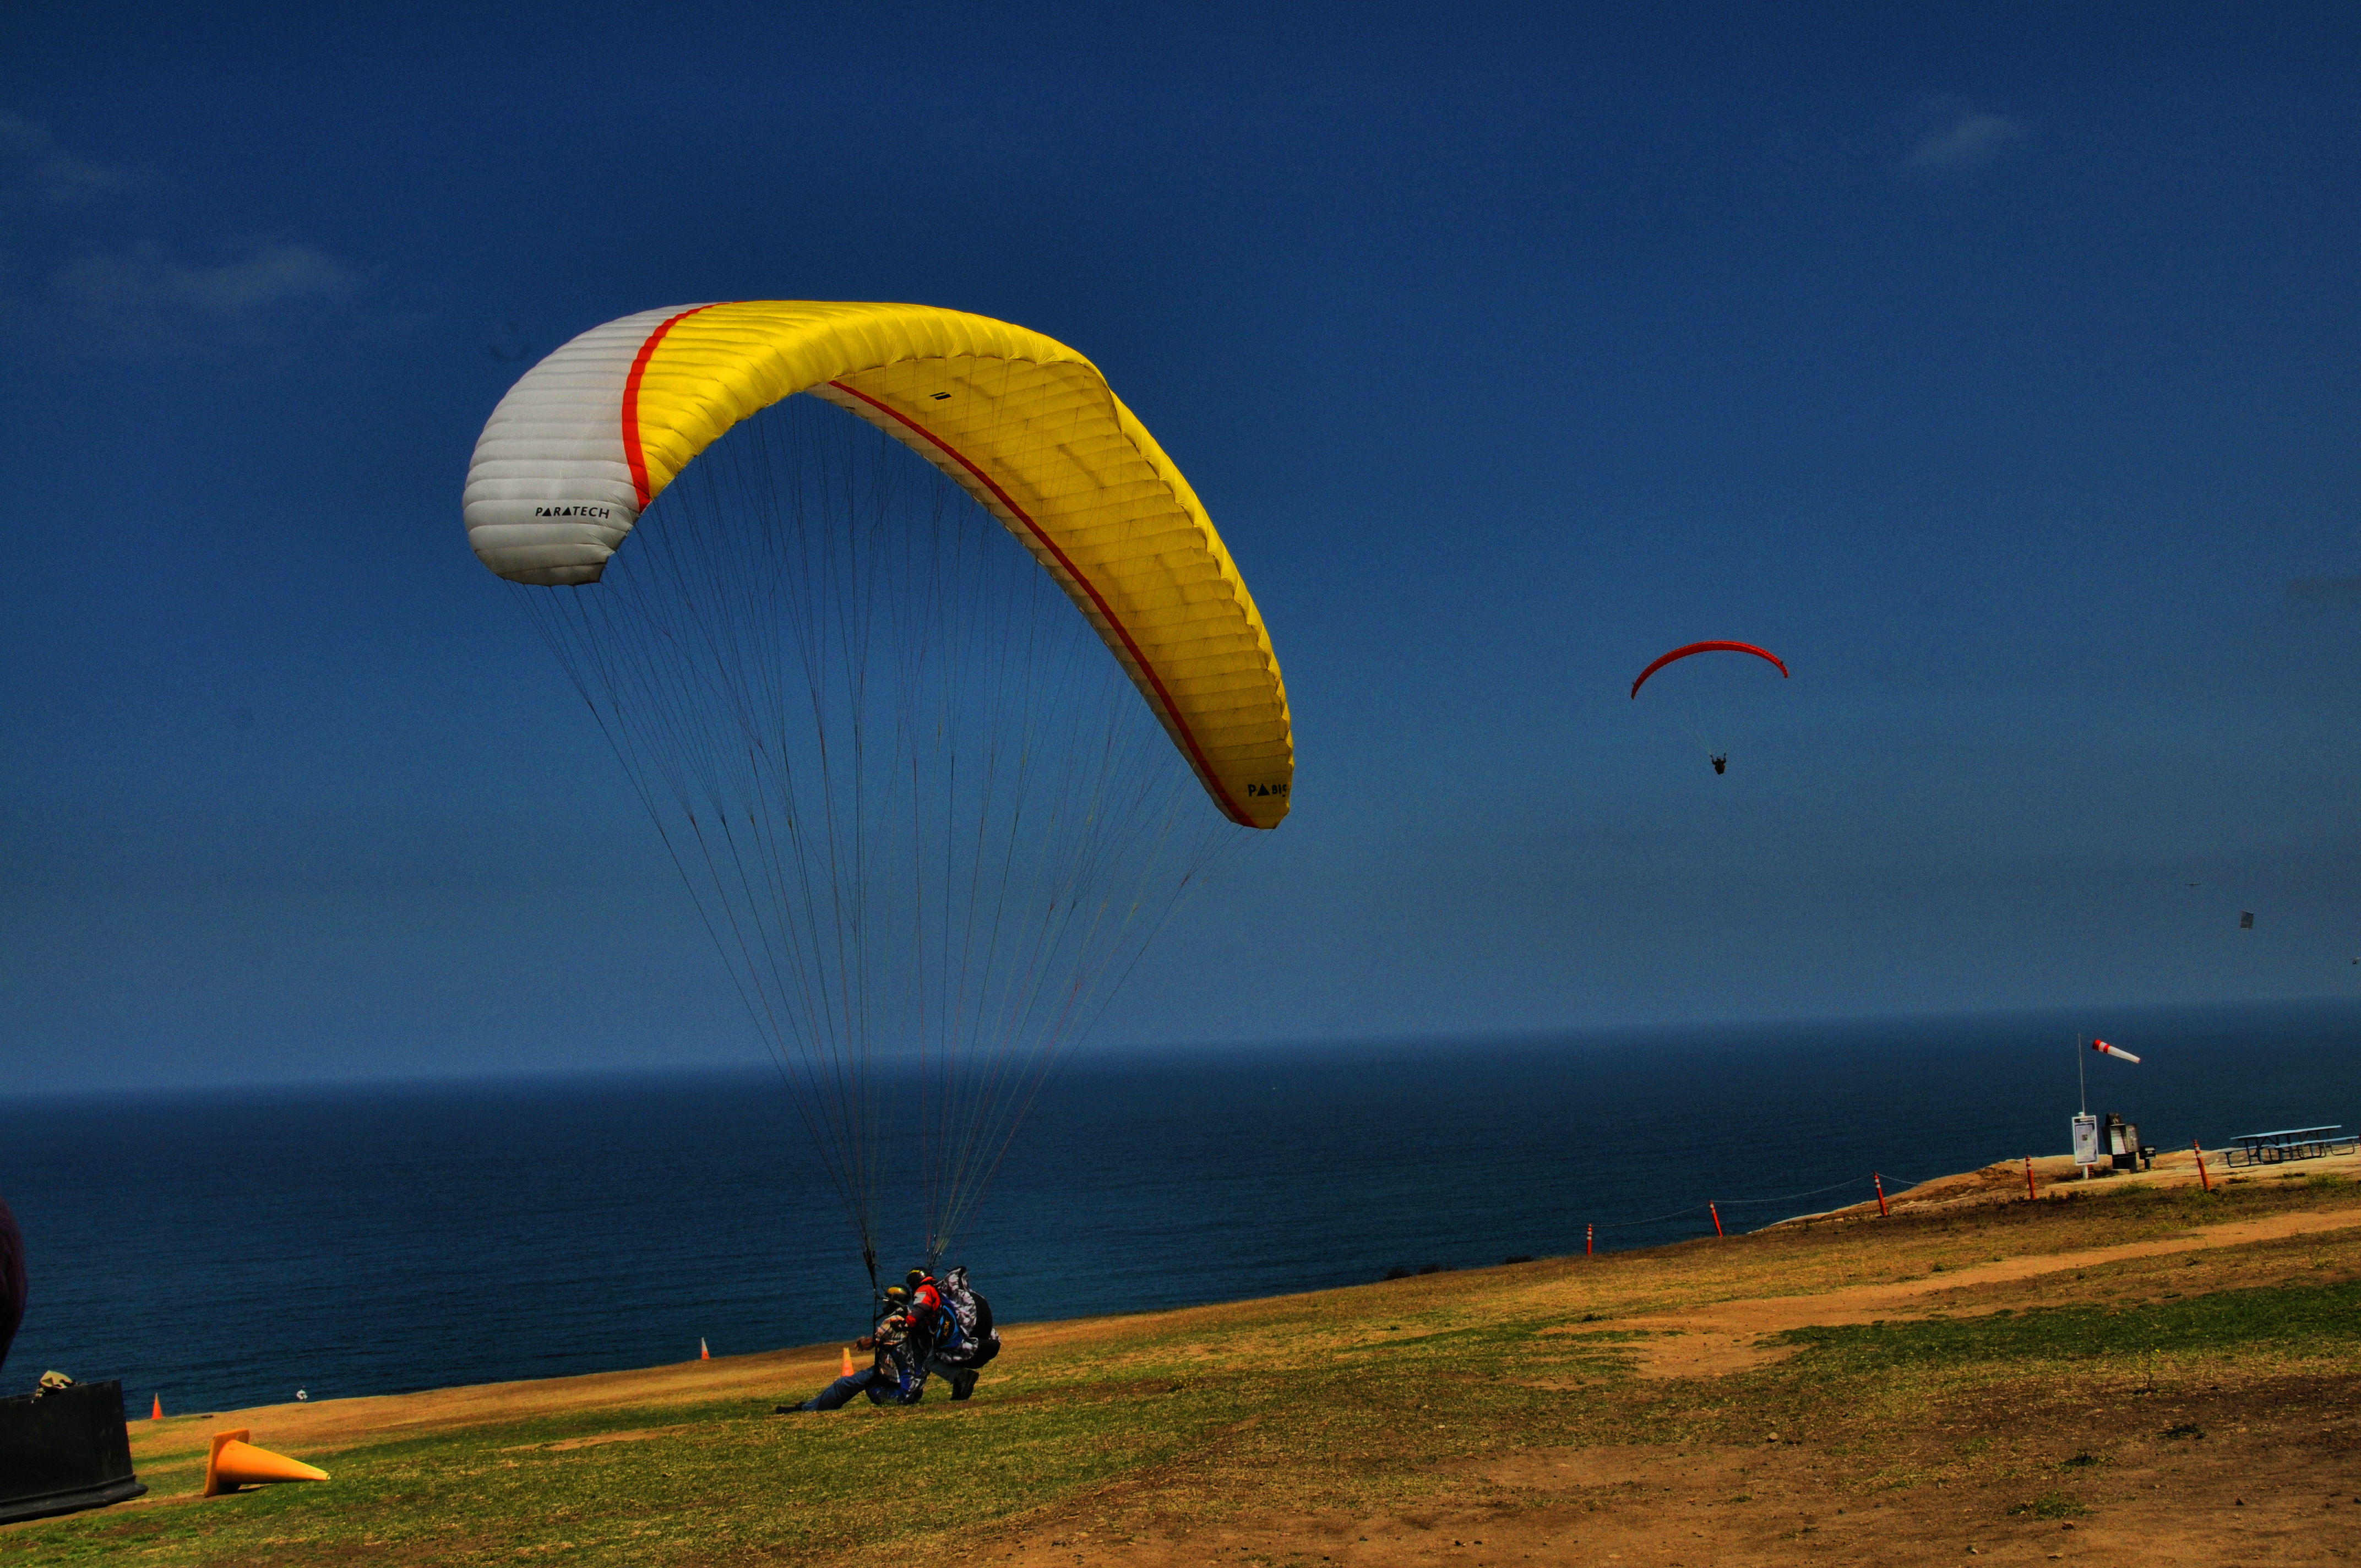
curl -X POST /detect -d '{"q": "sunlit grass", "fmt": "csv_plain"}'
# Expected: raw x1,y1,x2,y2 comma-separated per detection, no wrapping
6,1174,2356,1566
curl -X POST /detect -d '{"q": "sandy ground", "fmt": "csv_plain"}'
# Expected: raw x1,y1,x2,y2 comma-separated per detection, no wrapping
1804,1147,2331,1223
1620,1207,2361,1379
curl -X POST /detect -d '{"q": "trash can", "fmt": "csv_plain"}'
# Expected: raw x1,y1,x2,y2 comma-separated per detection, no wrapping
0,1379,148,1523
2102,1113,2141,1174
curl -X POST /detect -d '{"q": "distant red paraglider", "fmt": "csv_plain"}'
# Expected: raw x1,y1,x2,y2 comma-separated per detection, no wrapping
1629,641,1790,700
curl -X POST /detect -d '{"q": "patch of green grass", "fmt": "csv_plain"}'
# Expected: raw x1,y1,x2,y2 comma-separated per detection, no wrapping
6,1387,1243,1567
1772,1281,2361,1371
2009,1490,2088,1520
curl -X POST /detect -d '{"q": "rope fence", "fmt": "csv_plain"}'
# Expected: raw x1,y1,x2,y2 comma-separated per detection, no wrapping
1380,1167,2000,1273
1584,1168,1941,1244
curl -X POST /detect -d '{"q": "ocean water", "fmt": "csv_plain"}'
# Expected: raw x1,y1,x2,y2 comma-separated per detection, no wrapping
3,1003,2357,1416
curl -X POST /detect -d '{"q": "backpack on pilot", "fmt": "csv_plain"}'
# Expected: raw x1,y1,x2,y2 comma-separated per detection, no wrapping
928,1265,1001,1400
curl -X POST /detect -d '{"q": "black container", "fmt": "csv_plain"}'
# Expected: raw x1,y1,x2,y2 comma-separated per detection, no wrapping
0,1379,147,1523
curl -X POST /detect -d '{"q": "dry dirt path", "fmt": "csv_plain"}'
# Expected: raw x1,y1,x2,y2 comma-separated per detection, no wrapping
973,1205,2361,1568
1619,1206,2361,1379
1000,1423,2360,1568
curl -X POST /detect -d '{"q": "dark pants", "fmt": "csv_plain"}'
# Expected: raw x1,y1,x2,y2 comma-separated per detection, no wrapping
795,1366,922,1410
796,1369,885,1411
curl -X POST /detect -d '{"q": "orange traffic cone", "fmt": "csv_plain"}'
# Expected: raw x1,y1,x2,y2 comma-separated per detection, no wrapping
150,1393,163,1421
840,1346,856,1377
699,1337,711,1361
203,1429,329,1497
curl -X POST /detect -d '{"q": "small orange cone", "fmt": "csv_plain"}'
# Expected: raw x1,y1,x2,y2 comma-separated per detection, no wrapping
151,1393,163,1421
840,1346,856,1377
203,1429,329,1497
699,1337,711,1361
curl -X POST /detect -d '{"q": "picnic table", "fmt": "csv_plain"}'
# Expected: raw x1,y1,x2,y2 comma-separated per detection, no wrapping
2227,1125,2357,1166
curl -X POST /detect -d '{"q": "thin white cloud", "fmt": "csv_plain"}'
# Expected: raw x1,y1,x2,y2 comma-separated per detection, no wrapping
0,111,132,199
0,110,360,355
1906,112,2026,171
53,244,356,318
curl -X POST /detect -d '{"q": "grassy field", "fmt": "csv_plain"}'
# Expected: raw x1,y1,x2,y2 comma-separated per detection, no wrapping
7,1161,2359,1566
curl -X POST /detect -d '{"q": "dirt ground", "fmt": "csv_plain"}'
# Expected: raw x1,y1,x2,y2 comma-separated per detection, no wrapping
1617,1207,2361,1379
86,1161,2361,1566
1006,1409,2360,1568
973,1200,2361,1568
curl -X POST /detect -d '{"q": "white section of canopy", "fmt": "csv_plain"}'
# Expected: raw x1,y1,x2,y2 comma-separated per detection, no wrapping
461,305,704,586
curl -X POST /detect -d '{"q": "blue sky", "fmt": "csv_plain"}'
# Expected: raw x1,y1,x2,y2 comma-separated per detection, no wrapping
6,3,2360,1091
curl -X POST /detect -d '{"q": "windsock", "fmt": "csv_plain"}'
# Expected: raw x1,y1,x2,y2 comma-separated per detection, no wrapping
203,1429,329,1496
2091,1039,2142,1065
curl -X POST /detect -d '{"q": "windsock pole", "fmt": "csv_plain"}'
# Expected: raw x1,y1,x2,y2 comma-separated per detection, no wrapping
1873,1173,1888,1218
2023,1155,2036,1201
2193,1140,2212,1192
1709,1202,1724,1238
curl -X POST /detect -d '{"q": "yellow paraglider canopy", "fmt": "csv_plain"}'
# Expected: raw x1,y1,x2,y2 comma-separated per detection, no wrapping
463,301,1292,827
